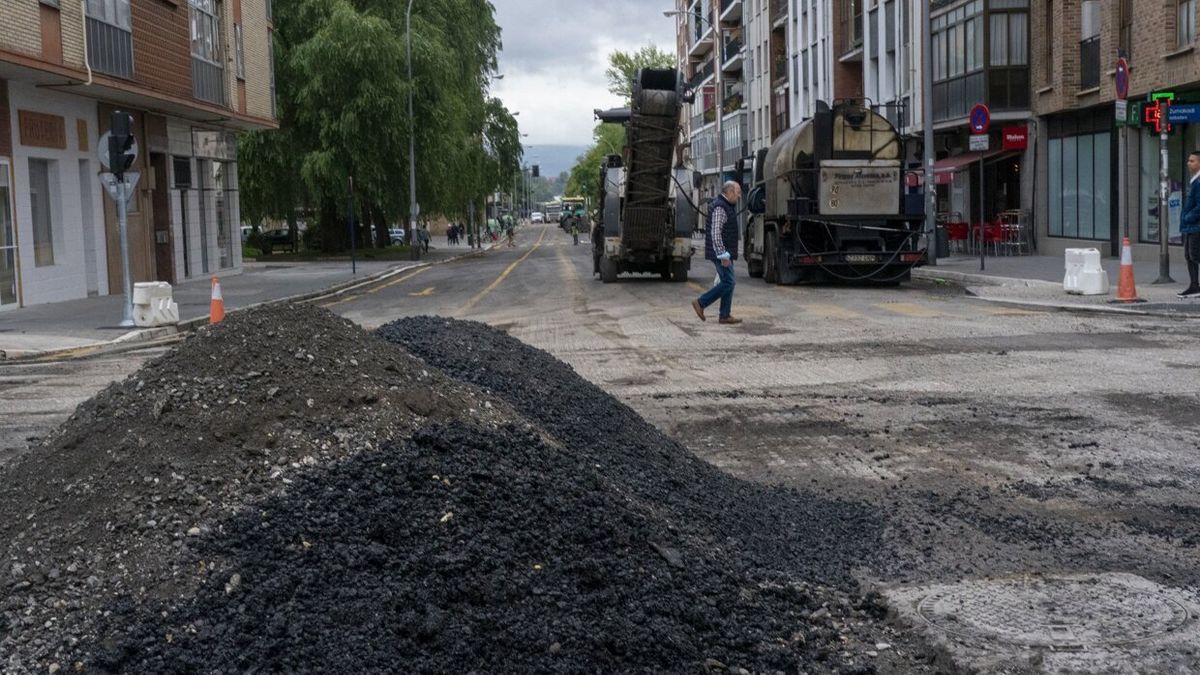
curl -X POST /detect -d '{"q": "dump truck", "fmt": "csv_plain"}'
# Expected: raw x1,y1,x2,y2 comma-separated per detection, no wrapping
591,68,696,283
743,100,926,285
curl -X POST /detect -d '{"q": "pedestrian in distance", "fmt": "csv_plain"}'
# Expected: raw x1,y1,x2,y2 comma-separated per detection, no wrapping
1180,151,1200,299
691,181,743,325
570,216,580,246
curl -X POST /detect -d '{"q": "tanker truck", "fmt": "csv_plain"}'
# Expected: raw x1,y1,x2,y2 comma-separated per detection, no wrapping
591,68,697,283
743,100,926,285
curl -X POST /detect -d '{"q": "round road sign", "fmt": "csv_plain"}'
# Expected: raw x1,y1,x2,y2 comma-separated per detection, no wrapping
969,104,991,135
1115,57,1130,100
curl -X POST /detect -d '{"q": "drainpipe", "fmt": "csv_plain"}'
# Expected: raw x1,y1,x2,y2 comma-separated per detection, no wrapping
80,0,93,85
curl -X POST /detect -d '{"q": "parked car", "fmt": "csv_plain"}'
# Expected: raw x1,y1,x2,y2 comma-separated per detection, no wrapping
388,227,406,245
531,212,544,223
240,225,253,243
259,228,297,255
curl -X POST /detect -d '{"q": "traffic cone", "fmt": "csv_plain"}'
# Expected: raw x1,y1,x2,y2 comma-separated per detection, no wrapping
209,276,225,323
1111,238,1145,303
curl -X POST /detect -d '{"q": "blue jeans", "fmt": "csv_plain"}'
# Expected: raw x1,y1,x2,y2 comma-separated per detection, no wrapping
697,260,735,319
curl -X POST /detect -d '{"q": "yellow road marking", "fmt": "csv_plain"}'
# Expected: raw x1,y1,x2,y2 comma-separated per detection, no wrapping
458,225,548,315
875,302,944,318
687,282,707,293
319,265,433,308
408,287,435,297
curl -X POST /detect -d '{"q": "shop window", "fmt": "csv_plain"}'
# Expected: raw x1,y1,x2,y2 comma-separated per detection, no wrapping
1048,132,1111,241
1139,126,1196,244
28,159,57,267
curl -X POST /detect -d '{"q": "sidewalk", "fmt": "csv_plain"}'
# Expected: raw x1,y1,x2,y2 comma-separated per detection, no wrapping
915,254,1200,317
0,244,483,360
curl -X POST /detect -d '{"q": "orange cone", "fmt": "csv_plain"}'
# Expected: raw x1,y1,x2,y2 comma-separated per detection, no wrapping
1112,238,1145,303
209,276,225,323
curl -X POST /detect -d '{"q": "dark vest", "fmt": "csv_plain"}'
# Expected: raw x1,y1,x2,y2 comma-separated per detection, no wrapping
704,195,739,261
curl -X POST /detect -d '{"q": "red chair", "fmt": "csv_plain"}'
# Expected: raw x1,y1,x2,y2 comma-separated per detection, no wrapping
947,222,969,254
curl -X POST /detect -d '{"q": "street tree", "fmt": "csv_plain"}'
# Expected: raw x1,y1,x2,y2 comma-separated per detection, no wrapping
604,45,676,100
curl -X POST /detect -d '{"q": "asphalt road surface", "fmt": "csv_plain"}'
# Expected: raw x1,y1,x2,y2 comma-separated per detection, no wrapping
7,222,1200,670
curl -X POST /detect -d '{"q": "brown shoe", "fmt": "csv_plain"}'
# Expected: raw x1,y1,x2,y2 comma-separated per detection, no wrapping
691,299,706,321
718,316,743,325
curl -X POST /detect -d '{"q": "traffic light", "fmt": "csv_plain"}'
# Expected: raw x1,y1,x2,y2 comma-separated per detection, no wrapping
109,111,136,177
532,164,540,178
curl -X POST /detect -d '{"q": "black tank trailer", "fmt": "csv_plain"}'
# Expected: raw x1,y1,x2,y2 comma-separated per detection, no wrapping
742,100,927,285
591,68,697,283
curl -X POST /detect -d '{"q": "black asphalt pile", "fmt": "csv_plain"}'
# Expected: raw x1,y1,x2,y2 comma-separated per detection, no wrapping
0,305,506,671
87,422,904,674
376,317,883,588
1,309,926,673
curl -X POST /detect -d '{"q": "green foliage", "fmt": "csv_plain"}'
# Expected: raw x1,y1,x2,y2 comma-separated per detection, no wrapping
566,123,625,199
237,0,518,252
604,45,676,101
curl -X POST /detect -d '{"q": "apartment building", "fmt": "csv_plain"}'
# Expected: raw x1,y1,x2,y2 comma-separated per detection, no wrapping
0,0,277,309
1032,0,1200,262
675,0,751,198
922,0,1032,233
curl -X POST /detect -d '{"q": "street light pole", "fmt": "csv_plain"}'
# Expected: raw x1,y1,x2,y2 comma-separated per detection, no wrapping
406,0,420,261
712,3,724,186
921,0,936,265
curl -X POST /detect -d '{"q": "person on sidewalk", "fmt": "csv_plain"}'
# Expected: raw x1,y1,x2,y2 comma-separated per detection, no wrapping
1180,151,1200,299
691,181,743,325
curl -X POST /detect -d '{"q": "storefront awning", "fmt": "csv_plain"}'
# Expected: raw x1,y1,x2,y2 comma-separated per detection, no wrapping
932,150,1018,184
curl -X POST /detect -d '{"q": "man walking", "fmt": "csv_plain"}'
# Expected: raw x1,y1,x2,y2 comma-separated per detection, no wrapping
691,181,743,325
1180,151,1200,298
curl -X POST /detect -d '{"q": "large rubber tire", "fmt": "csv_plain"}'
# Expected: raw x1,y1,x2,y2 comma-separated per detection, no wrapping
763,231,778,284
660,262,672,281
599,256,618,283
670,259,689,282
747,256,764,278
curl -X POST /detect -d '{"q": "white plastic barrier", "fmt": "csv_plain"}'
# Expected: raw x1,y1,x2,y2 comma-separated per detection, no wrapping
1063,248,1109,295
132,281,180,327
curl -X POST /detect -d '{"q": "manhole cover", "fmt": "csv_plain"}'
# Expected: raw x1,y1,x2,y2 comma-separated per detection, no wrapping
916,574,1192,649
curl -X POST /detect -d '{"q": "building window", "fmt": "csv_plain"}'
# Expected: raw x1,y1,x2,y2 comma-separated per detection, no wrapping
1179,0,1196,48
1119,0,1133,61
28,159,56,267
1079,1,1100,89
235,24,245,80
191,0,226,104
1043,0,1054,84
85,0,133,78
0,160,17,305
1048,132,1111,240
931,1,985,122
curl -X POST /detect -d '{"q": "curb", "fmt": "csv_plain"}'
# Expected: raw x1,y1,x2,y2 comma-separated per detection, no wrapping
912,267,1061,290
1,245,497,364
914,268,1198,319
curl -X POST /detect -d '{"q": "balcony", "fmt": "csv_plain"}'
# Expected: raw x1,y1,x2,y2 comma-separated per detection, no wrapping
1079,36,1100,90
721,36,744,73
691,109,749,173
689,28,715,59
719,0,743,23
86,18,134,79
688,59,715,89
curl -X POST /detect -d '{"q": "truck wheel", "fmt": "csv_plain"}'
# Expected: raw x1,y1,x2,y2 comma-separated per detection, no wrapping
747,257,764,278
763,231,778,284
599,256,618,283
593,248,602,276
670,260,689,282
659,261,672,280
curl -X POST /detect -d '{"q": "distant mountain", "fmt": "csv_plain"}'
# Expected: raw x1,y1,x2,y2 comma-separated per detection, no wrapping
524,145,590,177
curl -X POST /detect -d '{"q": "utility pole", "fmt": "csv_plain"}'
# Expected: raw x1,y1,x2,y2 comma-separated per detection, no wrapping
920,0,936,265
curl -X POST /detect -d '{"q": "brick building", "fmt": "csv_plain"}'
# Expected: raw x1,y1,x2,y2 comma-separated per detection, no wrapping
1032,0,1200,261
0,0,277,309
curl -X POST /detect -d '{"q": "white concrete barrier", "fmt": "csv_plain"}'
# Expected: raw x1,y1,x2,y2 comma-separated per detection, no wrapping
132,282,180,327
1063,248,1109,296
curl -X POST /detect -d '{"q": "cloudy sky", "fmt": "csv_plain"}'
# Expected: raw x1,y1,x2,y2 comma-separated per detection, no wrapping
491,0,677,150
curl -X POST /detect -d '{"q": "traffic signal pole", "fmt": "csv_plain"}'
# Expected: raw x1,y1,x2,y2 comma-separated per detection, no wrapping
110,111,136,328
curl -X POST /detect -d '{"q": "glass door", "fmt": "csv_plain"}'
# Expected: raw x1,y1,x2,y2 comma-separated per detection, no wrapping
0,159,18,306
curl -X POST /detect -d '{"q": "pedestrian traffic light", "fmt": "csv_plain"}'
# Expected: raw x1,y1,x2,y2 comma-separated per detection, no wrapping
1144,98,1172,134
532,165,540,178
109,111,136,177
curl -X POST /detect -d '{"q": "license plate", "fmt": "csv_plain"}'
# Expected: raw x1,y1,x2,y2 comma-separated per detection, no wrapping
846,254,878,263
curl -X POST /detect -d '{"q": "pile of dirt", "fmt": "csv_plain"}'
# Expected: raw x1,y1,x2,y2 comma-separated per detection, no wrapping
2,310,934,673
